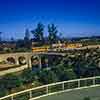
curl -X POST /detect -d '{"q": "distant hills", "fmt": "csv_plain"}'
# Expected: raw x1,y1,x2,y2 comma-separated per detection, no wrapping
69,36,100,41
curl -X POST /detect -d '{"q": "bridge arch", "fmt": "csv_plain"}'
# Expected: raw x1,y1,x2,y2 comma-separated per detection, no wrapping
31,55,40,69
18,56,27,65
6,57,16,64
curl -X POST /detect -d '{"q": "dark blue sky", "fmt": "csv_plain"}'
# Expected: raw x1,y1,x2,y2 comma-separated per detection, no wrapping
0,0,99,39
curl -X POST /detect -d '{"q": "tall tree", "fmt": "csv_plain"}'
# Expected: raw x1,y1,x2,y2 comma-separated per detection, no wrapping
0,32,2,42
48,24,58,44
24,29,31,48
31,23,44,43
24,29,30,41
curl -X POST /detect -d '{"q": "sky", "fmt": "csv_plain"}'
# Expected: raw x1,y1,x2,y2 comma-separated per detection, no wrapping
0,0,100,39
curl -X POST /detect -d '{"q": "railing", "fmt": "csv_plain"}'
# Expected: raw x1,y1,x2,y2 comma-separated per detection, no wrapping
0,76,100,100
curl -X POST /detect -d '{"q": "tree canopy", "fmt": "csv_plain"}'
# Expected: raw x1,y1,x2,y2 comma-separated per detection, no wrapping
31,23,44,43
48,24,58,44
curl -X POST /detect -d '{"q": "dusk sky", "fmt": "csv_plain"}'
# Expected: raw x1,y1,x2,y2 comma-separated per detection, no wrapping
0,0,99,39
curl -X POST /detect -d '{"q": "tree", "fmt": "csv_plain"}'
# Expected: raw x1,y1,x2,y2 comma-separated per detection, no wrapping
16,39,25,48
31,23,44,44
38,70,58,84
83,97,91,100
0,32,2,42
24,29,30,41
10,37,14,42
48,24,58,44
64,69,77,80
24,29,31,48
1,74,22,91
21,68,36,84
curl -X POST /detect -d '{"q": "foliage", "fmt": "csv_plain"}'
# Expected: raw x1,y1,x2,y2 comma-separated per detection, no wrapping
0,88,7,97
0,73,22,91
48,24,58,44
83,97,91,100
20,68,36,84
16,39,25,48
14,48,31,52
38,69,59,84
64,69,77,80
1,48,100,97
0,32,2,42
31,22,44,44
24,29,31,48
24,29,30,41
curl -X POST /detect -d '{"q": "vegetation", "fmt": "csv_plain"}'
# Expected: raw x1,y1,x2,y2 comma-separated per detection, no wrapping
48,24,58,44
1,23,100,98
1,48,100,97
31,22,45,45
24,29,31,49
1,23,100,53
83,97,91,100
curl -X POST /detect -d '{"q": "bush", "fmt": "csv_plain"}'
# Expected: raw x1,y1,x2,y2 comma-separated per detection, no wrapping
1,73,22,91
83,97,91,100
20,68,35,84
0,88,7,97
39,70,59,84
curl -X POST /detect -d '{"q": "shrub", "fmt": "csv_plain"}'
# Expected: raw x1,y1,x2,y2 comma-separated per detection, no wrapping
83,97,91,100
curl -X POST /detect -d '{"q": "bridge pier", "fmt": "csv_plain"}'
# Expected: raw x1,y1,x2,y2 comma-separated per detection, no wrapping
38,55,42,69
16,60,19,65
15,56,19,65
38,56,49,69
27,56,32,68
45,58,49,68
28,59,32,68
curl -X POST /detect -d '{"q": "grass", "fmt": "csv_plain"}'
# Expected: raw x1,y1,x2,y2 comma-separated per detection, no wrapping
37,86,100,100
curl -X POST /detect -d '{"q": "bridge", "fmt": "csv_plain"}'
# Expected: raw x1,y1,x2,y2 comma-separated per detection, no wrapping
0,44,100,75
0,52,66,75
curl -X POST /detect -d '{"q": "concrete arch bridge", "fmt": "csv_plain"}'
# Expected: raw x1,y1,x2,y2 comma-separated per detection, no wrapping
0,52,66,75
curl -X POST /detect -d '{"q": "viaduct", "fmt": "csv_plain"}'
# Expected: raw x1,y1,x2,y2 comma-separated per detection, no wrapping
0,52,66,75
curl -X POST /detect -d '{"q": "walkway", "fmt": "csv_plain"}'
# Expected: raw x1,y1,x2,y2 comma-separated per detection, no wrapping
37,86,100,100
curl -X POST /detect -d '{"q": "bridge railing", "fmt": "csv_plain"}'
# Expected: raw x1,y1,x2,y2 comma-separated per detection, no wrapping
0,76,100,100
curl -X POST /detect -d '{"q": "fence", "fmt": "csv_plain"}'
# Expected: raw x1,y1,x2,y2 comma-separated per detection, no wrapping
0,76,100,100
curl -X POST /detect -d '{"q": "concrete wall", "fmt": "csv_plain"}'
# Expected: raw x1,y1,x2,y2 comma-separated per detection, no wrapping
0,64,28,76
